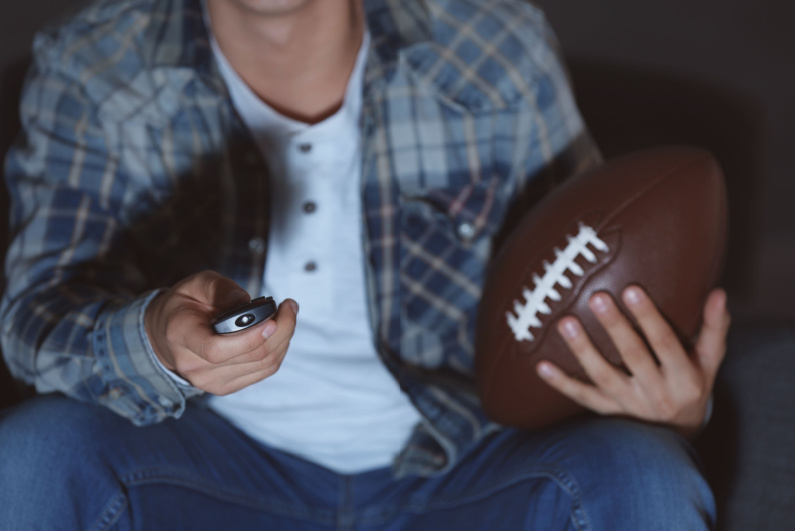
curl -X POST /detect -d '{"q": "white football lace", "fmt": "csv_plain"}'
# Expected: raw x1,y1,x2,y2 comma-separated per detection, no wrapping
506,223,609,342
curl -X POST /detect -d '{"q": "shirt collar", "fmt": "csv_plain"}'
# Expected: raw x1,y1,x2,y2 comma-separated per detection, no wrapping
141,0,433,93
363,0,432,78
143,0,225,93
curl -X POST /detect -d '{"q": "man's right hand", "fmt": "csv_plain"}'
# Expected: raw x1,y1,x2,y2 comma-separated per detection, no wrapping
144,270,298,395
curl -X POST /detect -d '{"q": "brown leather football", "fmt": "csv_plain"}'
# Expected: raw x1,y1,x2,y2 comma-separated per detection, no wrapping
475,146,728,429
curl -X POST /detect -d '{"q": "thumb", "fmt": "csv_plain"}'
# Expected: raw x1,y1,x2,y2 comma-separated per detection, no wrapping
178,270,250,311
694,288,731,383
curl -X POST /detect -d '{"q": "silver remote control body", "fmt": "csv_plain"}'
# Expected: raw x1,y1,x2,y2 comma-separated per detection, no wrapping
210,296,277,334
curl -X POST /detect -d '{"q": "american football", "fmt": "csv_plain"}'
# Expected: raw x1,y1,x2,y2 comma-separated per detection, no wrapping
475,146,728,429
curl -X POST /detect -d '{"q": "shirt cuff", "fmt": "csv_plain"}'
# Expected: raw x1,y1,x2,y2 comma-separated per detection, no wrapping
91,289,203,426
140,292,196,390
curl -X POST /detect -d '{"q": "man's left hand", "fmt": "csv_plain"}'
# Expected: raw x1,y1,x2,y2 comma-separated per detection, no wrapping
536,286,731,437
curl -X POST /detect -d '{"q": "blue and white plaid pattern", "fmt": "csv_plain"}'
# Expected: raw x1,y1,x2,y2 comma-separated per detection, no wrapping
1,0,600,477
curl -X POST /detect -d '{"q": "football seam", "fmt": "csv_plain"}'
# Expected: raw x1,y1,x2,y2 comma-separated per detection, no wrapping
506,221,610,342
503,151,709,346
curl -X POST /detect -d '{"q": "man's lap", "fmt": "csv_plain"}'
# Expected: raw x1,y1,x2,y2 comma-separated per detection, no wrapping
0,394,714,530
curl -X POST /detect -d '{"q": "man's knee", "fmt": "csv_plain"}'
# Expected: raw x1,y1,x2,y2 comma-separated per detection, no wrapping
563,419,715,530
0,395,128,526
0,394,119,468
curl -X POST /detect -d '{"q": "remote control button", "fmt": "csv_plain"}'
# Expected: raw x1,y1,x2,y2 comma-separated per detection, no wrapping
304,261,317,272
298,143,312,153
303,201,317,214
235,313,256,327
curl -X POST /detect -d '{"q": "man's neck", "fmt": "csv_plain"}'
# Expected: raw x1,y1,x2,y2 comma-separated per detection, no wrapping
206,0,365,124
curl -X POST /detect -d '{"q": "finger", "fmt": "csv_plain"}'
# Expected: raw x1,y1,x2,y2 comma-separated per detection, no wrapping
176,323,287,381
537,361,617,415
177,270,250,311
183,315,270,364
216,298,298,365
222,348,292,391
200,328,293,391
268,299,299,344
219,363,286,395
557,316,627,393
210,323,285,366
694,288,731,382
622,286,690,372
588,292,662,385
189,357,284,395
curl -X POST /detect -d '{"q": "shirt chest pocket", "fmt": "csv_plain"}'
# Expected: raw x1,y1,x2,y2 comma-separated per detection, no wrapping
398,176,511,367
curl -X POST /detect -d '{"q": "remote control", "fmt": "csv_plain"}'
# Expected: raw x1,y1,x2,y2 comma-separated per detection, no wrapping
211,296,277,334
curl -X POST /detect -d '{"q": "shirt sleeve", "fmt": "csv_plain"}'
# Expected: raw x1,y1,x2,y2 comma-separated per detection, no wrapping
0,31,202,426
512,8,603,204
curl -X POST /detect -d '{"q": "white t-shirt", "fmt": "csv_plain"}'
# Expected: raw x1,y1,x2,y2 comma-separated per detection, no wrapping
204,22,422,473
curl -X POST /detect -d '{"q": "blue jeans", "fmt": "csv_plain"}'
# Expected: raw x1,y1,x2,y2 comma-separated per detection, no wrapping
0,395,714,530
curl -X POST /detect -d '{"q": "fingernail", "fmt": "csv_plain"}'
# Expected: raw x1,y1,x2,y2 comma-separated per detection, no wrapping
590,293,609,313
537,362,556,380
623,287,642,306
560,318,579,339
288,300,299,315
262,321,277,340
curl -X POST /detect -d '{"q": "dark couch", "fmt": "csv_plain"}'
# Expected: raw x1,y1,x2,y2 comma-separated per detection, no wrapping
1,1,794,529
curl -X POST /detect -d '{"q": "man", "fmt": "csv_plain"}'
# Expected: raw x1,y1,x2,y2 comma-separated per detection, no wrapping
0,0,729,528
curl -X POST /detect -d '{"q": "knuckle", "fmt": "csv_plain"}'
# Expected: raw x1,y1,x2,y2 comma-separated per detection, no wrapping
247,332,266,352
621,345,645,365
201,343,223,364
171,358,191,376
256,341,272,359
652,395,678,420
682,378,705,404
195,269,219,283
566,383,586,401
257,351,276,370
163,326,181,347
653,329,680,353
271,351,287,371
587,365,612,387
180,269,214,291
262,363,281,379
190,375,211,393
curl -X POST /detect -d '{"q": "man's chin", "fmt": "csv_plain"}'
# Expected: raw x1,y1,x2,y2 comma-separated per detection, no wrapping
221,0,318,18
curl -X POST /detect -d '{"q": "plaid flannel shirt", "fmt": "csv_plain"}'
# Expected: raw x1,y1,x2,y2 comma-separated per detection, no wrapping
1,0,600,477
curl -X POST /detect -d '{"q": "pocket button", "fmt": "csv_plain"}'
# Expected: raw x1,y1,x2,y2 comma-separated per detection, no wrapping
457,221,476,241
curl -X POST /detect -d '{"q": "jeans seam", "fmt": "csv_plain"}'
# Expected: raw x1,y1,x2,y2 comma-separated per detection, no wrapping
88,492,127,531
120,469,335,525
355,465,592,529
545,466,591,531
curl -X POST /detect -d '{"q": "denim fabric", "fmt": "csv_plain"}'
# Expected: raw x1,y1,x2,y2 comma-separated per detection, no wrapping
0,395,714,530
